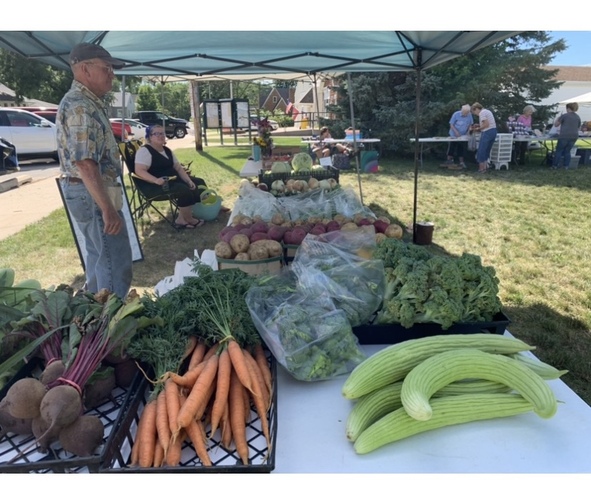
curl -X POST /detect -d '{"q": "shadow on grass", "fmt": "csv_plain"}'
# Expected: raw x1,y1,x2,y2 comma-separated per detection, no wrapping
503,302,591,405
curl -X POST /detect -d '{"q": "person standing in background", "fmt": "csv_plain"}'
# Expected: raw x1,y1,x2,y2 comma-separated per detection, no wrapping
552,102,581,170
56,43,133,299
515,105,536,165
471,102,497,173
442,104,474,170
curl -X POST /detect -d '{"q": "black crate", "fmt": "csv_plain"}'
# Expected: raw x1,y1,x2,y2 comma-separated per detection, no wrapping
100,352,278,473
352,311,511,345
258,166,340,185
0,358,140,473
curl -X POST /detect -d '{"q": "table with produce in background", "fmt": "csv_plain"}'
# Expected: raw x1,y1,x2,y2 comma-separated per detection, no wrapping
273,340,591,473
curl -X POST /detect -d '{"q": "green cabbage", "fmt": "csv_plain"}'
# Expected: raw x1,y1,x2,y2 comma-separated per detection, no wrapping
291,152,313,172
271,161,291,173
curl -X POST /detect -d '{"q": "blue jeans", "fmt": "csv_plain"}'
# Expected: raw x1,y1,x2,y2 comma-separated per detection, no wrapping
476,128,497,163
553,139,577,168
60,180,133,299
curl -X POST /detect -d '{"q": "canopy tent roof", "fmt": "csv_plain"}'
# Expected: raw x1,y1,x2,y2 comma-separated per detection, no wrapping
0,31,519,78
560,91,591,106
0,29,522,241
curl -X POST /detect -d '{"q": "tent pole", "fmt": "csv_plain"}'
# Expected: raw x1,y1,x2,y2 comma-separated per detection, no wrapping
121,75,126,131
313,73,320,134
412,61,423,244
347,72,363,205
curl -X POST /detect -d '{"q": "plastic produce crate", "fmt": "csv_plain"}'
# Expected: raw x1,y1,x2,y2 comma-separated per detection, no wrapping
258,166,340,185
100,352,278,473
0,358,139,473
352,311,511,345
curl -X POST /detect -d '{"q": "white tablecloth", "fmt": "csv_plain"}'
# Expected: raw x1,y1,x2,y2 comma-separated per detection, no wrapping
273,340,591,473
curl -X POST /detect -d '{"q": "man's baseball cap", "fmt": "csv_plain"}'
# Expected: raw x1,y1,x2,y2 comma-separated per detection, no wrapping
69,43,126,69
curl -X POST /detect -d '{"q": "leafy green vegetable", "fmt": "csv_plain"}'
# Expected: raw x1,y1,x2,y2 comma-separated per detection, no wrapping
374,239,502,329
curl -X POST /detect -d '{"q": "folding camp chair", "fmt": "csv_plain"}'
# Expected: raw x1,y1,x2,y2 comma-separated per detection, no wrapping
118,140,181,231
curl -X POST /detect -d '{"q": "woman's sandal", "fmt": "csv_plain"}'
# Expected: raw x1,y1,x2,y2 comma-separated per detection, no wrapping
175,219,205,229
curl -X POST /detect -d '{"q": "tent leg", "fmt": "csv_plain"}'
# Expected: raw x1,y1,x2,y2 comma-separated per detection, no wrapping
347,72,363,205
412,67,422,244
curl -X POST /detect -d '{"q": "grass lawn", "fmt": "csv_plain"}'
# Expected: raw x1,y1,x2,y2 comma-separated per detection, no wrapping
2,137,591,404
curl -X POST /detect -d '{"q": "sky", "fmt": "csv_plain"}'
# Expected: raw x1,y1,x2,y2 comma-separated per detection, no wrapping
548,31,591,66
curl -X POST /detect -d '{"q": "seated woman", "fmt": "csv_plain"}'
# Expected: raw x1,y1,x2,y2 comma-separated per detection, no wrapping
311,126,352,161
133,125,228,228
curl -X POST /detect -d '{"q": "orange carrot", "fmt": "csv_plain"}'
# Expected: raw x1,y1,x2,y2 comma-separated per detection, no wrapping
187,340,208,371
227,339,255,395
181,336,199,364
203,342,219,362
164,379,181,441
195,377,217,421
168,360,206,388
165,428,184,466
229,368,249,465
185,418,212,466
176,353,219,431
137,399,158,468
220,403,232,450
209,347,231,437
154,440,165,468
244,349,270,411
155,389,171,458
253,343,272,395
243,351,271,449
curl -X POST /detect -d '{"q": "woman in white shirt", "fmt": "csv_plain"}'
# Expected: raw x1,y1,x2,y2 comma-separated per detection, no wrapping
471,102,498,173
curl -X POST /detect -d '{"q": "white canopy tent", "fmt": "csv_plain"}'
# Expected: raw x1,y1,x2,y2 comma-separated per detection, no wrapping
560,91,591,106
0,30,521,240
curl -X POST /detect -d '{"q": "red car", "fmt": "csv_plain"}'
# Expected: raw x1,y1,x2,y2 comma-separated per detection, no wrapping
110,121,133,142
14,106,132,141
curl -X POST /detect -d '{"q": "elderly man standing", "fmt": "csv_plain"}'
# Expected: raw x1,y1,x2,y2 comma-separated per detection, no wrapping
56,43,132,299
441,104,473,170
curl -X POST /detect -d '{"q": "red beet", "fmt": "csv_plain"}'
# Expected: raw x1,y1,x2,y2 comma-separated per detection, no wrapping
59,415,104,457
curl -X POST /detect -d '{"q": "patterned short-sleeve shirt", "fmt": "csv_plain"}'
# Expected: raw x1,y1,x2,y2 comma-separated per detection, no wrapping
56,80,120,181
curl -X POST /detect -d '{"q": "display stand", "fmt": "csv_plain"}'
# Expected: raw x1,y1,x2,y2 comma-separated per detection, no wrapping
489,133,513,170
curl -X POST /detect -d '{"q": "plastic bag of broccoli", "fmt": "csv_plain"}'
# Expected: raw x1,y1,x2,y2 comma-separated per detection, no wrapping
291,231,385,327
246,270,366,382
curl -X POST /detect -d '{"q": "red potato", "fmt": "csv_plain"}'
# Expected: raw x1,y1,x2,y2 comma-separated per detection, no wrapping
250,232,269,243
373,219,390,234
251,221,269,234
221,230,239,244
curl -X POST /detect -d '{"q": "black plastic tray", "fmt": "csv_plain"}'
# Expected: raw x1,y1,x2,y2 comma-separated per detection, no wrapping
258,166,340,185
352,311,511,345
0,358,139,473
100,352,278,473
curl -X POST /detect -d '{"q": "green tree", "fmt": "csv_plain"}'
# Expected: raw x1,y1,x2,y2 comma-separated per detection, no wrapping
331,32,567,156
0,49,71,105
136,84,160,111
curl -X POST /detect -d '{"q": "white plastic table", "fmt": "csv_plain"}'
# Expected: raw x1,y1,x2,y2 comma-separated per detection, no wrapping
273,340,591,473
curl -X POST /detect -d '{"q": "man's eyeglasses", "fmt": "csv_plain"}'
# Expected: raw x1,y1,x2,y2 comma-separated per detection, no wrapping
85,61,114,74
150,132,166,137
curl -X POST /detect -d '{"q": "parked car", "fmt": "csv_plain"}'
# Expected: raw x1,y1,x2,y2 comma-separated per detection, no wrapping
0,108,58,160
132,111,189,139
110,118,147,142
110,121,133,142
14,106,58,123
